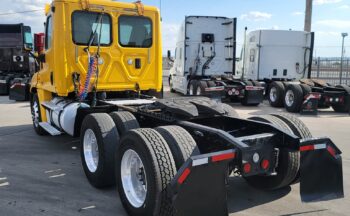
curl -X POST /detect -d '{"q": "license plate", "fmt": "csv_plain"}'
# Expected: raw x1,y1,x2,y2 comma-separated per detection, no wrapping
0,80,7,84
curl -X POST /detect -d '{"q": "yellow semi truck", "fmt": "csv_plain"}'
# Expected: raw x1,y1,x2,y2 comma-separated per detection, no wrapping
29,1,344,215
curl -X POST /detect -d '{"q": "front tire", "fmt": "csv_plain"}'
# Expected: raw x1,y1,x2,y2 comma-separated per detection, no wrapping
80,113,119,188
116,128,177,216
30,93,47,136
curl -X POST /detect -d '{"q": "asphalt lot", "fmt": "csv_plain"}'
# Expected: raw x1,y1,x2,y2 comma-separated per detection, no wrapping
0,90,349,216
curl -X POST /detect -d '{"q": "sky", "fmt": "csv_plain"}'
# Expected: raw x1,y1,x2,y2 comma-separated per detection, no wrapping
1,0,350,57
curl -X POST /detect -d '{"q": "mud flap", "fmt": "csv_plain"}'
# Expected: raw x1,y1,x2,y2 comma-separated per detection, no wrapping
168,149,235,216
300,93,321,115
9,82,29,101
299,137,344,202
243,86,264,105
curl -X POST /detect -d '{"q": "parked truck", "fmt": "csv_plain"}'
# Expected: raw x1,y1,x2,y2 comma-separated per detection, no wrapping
168,16,264,106
29,1,343,215
0,23,36,101
236,29,350,113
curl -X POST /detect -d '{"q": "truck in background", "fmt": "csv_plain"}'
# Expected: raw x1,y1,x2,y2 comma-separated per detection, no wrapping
0,23,36,101
168,16,264,106
236,29,350,113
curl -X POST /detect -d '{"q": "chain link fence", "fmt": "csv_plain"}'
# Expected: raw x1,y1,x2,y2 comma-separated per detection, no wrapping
311,57,350,85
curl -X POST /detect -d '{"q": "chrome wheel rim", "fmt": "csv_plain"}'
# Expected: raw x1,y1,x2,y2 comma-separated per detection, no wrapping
285,90,295,107
83,129,99,173
269,87,277,102
196,87,202,95
189,84,194,95
169,77,173,89
32,100,39,127
121,149,147,208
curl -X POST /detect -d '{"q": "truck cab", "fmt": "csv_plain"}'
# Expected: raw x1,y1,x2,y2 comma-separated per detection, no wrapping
0,23,35,99
31,0,162,105
236,30,314,81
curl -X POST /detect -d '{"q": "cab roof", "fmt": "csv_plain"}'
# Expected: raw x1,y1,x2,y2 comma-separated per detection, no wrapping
51,0,159,12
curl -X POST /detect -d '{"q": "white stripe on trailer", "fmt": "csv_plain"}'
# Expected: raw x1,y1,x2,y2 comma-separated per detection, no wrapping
192,158,209,167
314,144,327,150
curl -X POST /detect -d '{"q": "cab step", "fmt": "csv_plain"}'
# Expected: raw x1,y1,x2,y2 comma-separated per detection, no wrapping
39,122,62,136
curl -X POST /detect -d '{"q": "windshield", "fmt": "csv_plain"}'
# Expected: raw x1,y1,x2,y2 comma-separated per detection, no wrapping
72,11,112,46
119,15,152,48
0,25,22,47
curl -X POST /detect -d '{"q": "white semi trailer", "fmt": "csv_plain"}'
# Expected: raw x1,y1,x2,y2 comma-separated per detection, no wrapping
236,29,350,113
168,16,264,106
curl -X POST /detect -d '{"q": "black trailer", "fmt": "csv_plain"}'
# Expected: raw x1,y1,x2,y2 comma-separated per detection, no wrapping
31,93,344,215
0,24,35,101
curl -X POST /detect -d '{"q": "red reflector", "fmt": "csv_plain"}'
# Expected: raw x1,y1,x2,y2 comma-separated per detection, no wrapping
243,163,251,173
212,152,236,162
300,145,314,152
261,159,270,170
178,168,191,184
327,146,336,157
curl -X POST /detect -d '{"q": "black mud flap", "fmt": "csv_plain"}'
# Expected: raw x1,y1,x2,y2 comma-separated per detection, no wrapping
168,149,235,216
243,87,264,105
299,137,344,202
203,86,226,100
0,79,10,95
9,82,29,101
300,93,320,115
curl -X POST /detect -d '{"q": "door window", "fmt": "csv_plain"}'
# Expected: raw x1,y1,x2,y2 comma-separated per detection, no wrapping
72,11,112,46
119,15,152,48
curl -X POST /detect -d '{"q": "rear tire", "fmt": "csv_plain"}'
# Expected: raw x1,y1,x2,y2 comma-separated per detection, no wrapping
155,126,198,169
207,80,216,87
246,115,299,190
169,76,176,93
116,128,177,216
268,81,285,107
284,84,304,113
188,80,199,96
109,111,140,136
80,113,119,188
272,113,312,184
300,84,311,97
195,80,208,96
332,85,350,112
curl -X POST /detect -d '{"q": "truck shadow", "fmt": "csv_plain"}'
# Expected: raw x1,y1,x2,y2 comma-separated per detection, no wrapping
227,176,291,213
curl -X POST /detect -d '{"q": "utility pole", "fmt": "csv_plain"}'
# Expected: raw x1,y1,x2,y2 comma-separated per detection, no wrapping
340,33,348,84
304,0,312,32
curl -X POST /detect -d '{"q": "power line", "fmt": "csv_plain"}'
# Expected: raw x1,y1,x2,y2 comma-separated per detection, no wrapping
0,9,43,16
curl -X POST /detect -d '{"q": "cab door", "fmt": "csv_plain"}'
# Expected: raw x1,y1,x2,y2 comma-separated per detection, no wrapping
38,14,55,92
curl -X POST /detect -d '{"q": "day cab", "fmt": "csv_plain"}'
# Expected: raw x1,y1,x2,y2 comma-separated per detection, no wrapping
30,0,162,121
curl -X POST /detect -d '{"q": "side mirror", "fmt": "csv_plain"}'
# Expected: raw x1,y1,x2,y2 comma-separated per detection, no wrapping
24,44,33,52
236,57,240,62
167,50,171,58
167,50,174,62
38,53,46,63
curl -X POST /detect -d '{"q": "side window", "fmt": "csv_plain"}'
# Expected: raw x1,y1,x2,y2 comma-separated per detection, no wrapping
250,49,255,62
179,48,182,60
119,15,152,48
45,16,52,50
